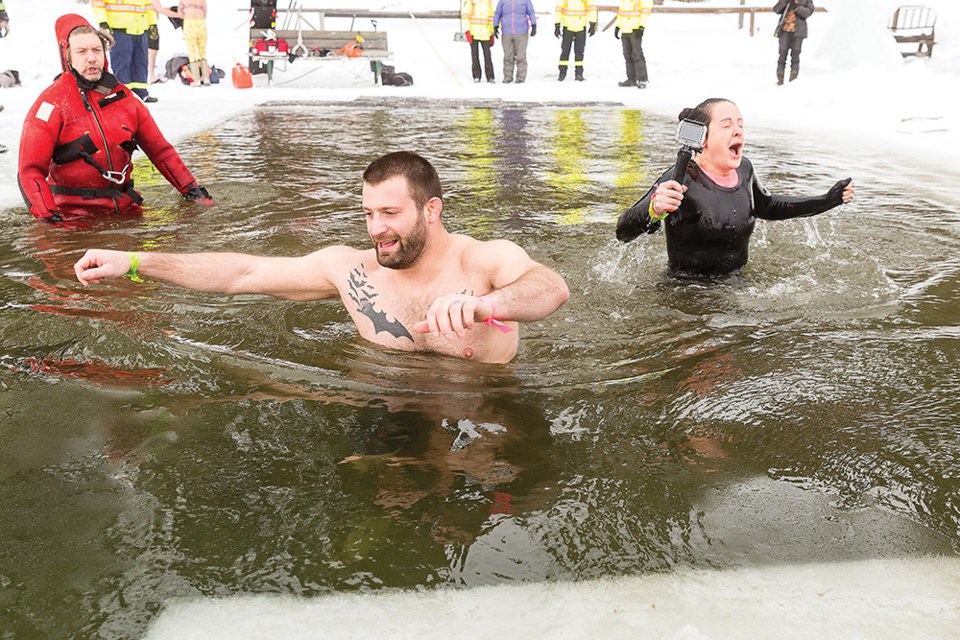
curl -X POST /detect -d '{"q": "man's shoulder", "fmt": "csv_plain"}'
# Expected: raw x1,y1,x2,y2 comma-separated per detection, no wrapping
307,244,370,263
457,235,528,268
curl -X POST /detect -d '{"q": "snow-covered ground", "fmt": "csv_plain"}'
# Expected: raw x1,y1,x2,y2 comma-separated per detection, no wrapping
1,0,958,210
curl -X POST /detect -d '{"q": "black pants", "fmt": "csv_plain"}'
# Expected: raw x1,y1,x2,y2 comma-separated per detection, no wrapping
777,32,803,77
559,28,586,74
621,28,647,83
470,39,494,81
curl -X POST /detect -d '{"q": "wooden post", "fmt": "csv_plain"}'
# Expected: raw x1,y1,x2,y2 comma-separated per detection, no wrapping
738,0,745,29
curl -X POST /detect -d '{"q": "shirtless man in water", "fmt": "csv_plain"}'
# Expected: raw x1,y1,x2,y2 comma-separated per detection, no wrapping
73,151,570,364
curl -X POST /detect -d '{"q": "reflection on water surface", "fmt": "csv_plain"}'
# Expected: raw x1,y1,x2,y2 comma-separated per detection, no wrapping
1,101,959,638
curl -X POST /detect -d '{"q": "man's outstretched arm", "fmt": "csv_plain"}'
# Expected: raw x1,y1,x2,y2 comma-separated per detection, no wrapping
74,247,351,301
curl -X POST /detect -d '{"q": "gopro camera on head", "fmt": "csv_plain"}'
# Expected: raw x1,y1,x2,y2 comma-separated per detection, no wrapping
672,118,707,184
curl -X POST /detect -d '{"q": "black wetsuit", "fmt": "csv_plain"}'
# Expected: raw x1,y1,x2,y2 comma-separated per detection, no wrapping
616,157,850,277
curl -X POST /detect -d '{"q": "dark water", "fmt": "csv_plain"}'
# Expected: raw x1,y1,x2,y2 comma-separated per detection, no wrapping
2,101,959,638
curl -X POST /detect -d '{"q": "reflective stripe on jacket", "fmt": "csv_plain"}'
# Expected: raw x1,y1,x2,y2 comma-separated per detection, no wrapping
615,0,652,33
91,0,152,35
461,0,495,40
554,0,598,32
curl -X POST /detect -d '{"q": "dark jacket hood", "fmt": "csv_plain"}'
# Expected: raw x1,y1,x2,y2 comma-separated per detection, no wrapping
56,13,110,74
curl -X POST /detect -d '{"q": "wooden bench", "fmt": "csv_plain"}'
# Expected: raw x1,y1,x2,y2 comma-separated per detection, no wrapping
249,29,391,85
888,5,937,57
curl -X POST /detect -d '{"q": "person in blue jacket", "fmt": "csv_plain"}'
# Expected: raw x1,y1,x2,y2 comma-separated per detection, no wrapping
494,0,537,84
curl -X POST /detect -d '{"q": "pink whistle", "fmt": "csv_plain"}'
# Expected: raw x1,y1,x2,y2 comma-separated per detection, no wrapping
483,316,513,333
482,299,513,333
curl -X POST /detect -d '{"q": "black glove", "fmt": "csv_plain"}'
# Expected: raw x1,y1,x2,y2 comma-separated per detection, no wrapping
183,183,215,205
588,22,597,37
828,178,853,204
554,23,561,38
530,24,537,37
493,26,499,39
614,26,620,39
99,22,112,36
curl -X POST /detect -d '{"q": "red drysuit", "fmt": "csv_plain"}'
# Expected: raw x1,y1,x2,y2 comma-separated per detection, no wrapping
18,13,204,221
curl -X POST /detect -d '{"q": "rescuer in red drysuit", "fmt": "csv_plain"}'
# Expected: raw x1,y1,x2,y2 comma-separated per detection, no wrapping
18,13,213,223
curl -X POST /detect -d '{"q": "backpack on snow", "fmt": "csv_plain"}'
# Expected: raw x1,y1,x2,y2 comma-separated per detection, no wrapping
380,64,413,87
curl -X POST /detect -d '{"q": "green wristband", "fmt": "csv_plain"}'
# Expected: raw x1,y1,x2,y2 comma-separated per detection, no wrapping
125,251,144,283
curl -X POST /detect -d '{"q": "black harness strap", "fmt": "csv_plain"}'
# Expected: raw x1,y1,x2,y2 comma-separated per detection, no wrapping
50,181,144,205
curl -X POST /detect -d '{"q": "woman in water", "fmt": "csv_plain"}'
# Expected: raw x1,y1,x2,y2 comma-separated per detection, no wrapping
616,98,855,278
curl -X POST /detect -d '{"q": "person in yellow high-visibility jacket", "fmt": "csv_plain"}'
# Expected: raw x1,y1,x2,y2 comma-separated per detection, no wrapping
614,0,652,88
0,1,10,38
91,0,177,102
461,0,496,83
554,0,597,81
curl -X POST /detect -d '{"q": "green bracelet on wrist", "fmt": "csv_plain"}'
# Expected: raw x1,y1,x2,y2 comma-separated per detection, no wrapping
125,251,144,283
648,198,668,222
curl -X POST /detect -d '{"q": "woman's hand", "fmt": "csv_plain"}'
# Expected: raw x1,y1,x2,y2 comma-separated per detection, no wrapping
842,179,855,203
651,180,687,217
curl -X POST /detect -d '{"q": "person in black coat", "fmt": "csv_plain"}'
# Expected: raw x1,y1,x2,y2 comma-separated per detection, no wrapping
774,0,814,84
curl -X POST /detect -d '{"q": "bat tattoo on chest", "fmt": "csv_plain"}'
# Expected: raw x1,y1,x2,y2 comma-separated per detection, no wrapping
347,265,413,341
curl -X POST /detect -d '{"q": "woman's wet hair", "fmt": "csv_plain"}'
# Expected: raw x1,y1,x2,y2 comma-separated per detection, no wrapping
678,98,733,127
363,151,443,211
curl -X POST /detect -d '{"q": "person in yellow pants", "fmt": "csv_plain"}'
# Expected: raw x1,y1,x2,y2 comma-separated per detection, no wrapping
179,1,210,85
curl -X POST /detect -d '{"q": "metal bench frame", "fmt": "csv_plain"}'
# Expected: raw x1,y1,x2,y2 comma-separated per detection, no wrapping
249,29,392,85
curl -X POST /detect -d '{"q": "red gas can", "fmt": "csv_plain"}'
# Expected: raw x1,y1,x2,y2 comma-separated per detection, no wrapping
232,64,253,89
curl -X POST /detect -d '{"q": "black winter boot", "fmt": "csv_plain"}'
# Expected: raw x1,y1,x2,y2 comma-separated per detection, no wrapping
558,67,567,81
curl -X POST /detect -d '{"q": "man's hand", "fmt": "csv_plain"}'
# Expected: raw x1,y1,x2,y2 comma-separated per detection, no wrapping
412,293,494,339
588,22,597,36
465,30,473,44
554,23,561,38
614,26,620,39
493,26,499,39
183,183,216,206
74,249,135,286
530,24,537,37
99,22,112,36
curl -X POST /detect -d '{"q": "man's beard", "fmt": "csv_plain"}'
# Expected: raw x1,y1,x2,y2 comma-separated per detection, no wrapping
374,212,428,269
